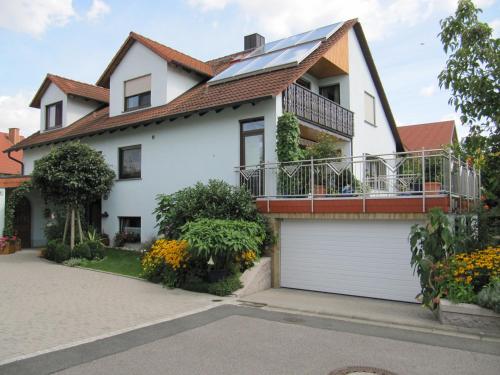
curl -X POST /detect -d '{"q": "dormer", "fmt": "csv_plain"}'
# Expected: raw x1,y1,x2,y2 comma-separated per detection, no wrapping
97,32,213,117
30,74,109,132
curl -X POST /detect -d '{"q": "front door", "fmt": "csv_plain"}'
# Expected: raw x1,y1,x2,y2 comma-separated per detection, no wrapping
14,196,31,248
85,199,102,233
240,118,265,196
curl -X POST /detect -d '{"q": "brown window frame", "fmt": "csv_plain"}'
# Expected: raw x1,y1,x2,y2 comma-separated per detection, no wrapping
319,84,341,105
45,101,63,130
239,117,265,166
118,145,142,180
124,91,151,112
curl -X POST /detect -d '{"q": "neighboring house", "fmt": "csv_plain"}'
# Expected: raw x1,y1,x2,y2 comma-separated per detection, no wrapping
5,20,478,303
398,120,458,151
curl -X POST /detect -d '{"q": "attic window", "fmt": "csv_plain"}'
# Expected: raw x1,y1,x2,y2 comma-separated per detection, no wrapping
124,75,151,111
45,101,63,130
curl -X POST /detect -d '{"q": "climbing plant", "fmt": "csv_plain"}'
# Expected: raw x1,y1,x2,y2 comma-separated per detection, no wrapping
3,181,32,236
276,112,303,162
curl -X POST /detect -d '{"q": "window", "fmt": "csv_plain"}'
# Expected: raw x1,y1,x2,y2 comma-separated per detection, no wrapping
124,75,151,111
119,145,141,179
119,217,141,242
320,84,340,104
240,118,264,196
364,92,376,125
45,101,63,129
296,78,311,90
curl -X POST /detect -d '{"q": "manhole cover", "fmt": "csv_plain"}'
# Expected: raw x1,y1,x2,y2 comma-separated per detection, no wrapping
329,367,397,375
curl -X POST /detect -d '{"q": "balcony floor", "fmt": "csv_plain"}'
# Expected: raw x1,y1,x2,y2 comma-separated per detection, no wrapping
256,195,474,215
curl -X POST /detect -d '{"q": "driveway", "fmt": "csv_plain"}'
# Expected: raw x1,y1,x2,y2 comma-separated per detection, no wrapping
2,305,499,375
0,250,220,363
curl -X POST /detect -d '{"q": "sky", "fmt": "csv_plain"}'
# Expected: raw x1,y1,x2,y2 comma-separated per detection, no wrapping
0,0,498,140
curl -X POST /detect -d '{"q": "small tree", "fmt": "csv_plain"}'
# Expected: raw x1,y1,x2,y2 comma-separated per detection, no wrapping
438,0,499,134
31,142,115,249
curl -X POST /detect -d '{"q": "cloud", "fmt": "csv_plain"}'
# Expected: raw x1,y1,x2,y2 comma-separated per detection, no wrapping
419,84,437,97
490,18,500,37
187,0,497,40
0,93,39,136
86,0,111,21
0,0,75,37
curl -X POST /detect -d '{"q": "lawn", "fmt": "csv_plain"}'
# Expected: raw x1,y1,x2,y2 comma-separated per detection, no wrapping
79,248,144,278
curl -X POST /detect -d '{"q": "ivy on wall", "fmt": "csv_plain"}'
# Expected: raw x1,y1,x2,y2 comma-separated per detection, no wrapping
276,112,303,162
4,181,31,236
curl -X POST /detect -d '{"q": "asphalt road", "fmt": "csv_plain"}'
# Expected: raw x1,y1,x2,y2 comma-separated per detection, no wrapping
2,305,499,375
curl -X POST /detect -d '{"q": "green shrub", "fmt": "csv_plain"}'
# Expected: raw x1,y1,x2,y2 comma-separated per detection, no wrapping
73,242,91,259
477,279,500,313
53,242,71,263
44,239,60,261
154,180,273,251
182,273,242,296
276,113,303,162
181,219,265,270
86,239,105,259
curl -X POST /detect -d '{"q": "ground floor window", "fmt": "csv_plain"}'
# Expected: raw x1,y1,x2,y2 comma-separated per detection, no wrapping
119,216,141,242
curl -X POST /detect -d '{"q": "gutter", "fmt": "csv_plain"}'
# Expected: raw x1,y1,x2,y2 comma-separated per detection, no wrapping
7,151,24,175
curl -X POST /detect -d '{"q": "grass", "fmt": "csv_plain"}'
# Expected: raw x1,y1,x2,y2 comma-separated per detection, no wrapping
79,248,143,278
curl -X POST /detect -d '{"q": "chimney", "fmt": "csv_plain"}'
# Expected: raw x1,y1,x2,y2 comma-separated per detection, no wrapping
244,33,265,50
8,128,20,145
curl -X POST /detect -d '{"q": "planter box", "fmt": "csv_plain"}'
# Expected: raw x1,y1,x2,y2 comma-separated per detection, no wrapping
0,240,21,255
438,299,500,333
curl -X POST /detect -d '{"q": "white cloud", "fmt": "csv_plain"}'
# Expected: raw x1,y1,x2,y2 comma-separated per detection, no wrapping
86,0,111,21
490,18,500,37
419,84,437,97
187,0,497,40
0,92,39,136
0,0,75,37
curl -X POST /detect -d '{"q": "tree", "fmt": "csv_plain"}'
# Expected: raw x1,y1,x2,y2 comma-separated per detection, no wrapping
438,0,499,135
31,142,115,249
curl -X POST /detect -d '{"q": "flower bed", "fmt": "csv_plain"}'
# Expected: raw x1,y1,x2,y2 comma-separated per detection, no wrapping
0,236,21,255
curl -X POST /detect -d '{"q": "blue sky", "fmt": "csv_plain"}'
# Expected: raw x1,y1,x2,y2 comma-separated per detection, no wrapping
0,0,498,139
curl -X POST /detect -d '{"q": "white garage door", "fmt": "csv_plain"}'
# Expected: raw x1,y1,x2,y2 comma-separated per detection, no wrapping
280,219,422,303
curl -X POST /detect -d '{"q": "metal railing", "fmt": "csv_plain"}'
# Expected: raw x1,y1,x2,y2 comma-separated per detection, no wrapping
236,149,480,210
283,83,354,137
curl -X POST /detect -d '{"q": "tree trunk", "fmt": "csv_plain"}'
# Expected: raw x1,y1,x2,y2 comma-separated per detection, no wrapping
77,209,84,243
62,206,70,244
70,208,75,250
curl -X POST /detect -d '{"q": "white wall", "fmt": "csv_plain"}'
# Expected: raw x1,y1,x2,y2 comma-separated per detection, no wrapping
23,98,278,245
0,188,5,235
39,83,67,132
66,96,101,126
348,28,396,156
109,42,168,116
166,64,201,102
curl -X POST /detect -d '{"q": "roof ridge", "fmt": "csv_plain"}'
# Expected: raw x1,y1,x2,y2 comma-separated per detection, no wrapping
130,31,210,68
47,73,109,91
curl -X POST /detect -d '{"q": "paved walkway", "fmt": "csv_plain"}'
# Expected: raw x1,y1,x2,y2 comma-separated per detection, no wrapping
239,288,495,335
0,250,220,363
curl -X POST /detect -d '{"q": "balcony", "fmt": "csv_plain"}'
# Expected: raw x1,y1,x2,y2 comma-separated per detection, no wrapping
283,83,354,138
236,150,480,215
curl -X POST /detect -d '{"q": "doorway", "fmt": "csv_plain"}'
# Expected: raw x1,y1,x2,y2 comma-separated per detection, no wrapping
14,196,31,248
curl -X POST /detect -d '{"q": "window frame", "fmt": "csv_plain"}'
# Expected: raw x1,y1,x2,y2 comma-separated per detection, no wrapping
124,91,151,112
239,117,265,166
118,145,142,180
118,216,141,242
296,78,311,90
364,91,376,126
319,84,341,105
45,101,63,130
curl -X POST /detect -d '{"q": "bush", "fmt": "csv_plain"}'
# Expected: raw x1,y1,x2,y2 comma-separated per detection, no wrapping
181,219,265,271
477,279,500,313
53,242,71,263
154,180,272,250
73,242,91,259
182,273,242,296
141,239,190,286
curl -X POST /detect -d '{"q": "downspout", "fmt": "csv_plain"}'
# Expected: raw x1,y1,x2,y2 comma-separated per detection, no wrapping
7,150,24,176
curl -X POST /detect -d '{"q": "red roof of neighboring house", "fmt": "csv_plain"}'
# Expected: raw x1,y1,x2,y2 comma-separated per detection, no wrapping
97,31,214,87
0,132,24,175
398,120,457,151
7,20,403,152
30,74,109,108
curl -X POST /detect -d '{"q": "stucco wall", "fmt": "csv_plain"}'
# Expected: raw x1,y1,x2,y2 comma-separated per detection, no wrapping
66,96,101,126
23,99,278,245
166,63,201,102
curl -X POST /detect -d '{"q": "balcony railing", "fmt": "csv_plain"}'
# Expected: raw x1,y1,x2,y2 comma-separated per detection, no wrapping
283,83,354,137
236,149,480,211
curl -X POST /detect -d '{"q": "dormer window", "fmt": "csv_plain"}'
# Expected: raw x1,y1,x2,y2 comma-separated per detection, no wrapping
124,75,151,112
45,101,63,130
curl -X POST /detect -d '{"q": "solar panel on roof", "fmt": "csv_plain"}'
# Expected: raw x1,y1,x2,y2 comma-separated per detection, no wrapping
209,21,343,84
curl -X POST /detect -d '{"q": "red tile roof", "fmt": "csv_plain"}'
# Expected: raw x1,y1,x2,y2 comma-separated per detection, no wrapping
97,31,214,87
30,74,109,108
0,132,24,175
8,20,402,152
398,120,457,151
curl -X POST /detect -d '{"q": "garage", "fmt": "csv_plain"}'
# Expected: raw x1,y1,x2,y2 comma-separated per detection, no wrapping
280,219,422,303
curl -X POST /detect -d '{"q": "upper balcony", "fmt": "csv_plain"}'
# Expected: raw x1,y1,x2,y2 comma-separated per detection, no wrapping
283,83,354,138
236,149,480,215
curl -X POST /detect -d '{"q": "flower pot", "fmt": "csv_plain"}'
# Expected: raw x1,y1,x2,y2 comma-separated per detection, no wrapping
424,182,441,193
313,185,327,195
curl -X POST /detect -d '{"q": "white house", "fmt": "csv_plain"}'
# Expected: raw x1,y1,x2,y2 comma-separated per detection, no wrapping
6,19,478,303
